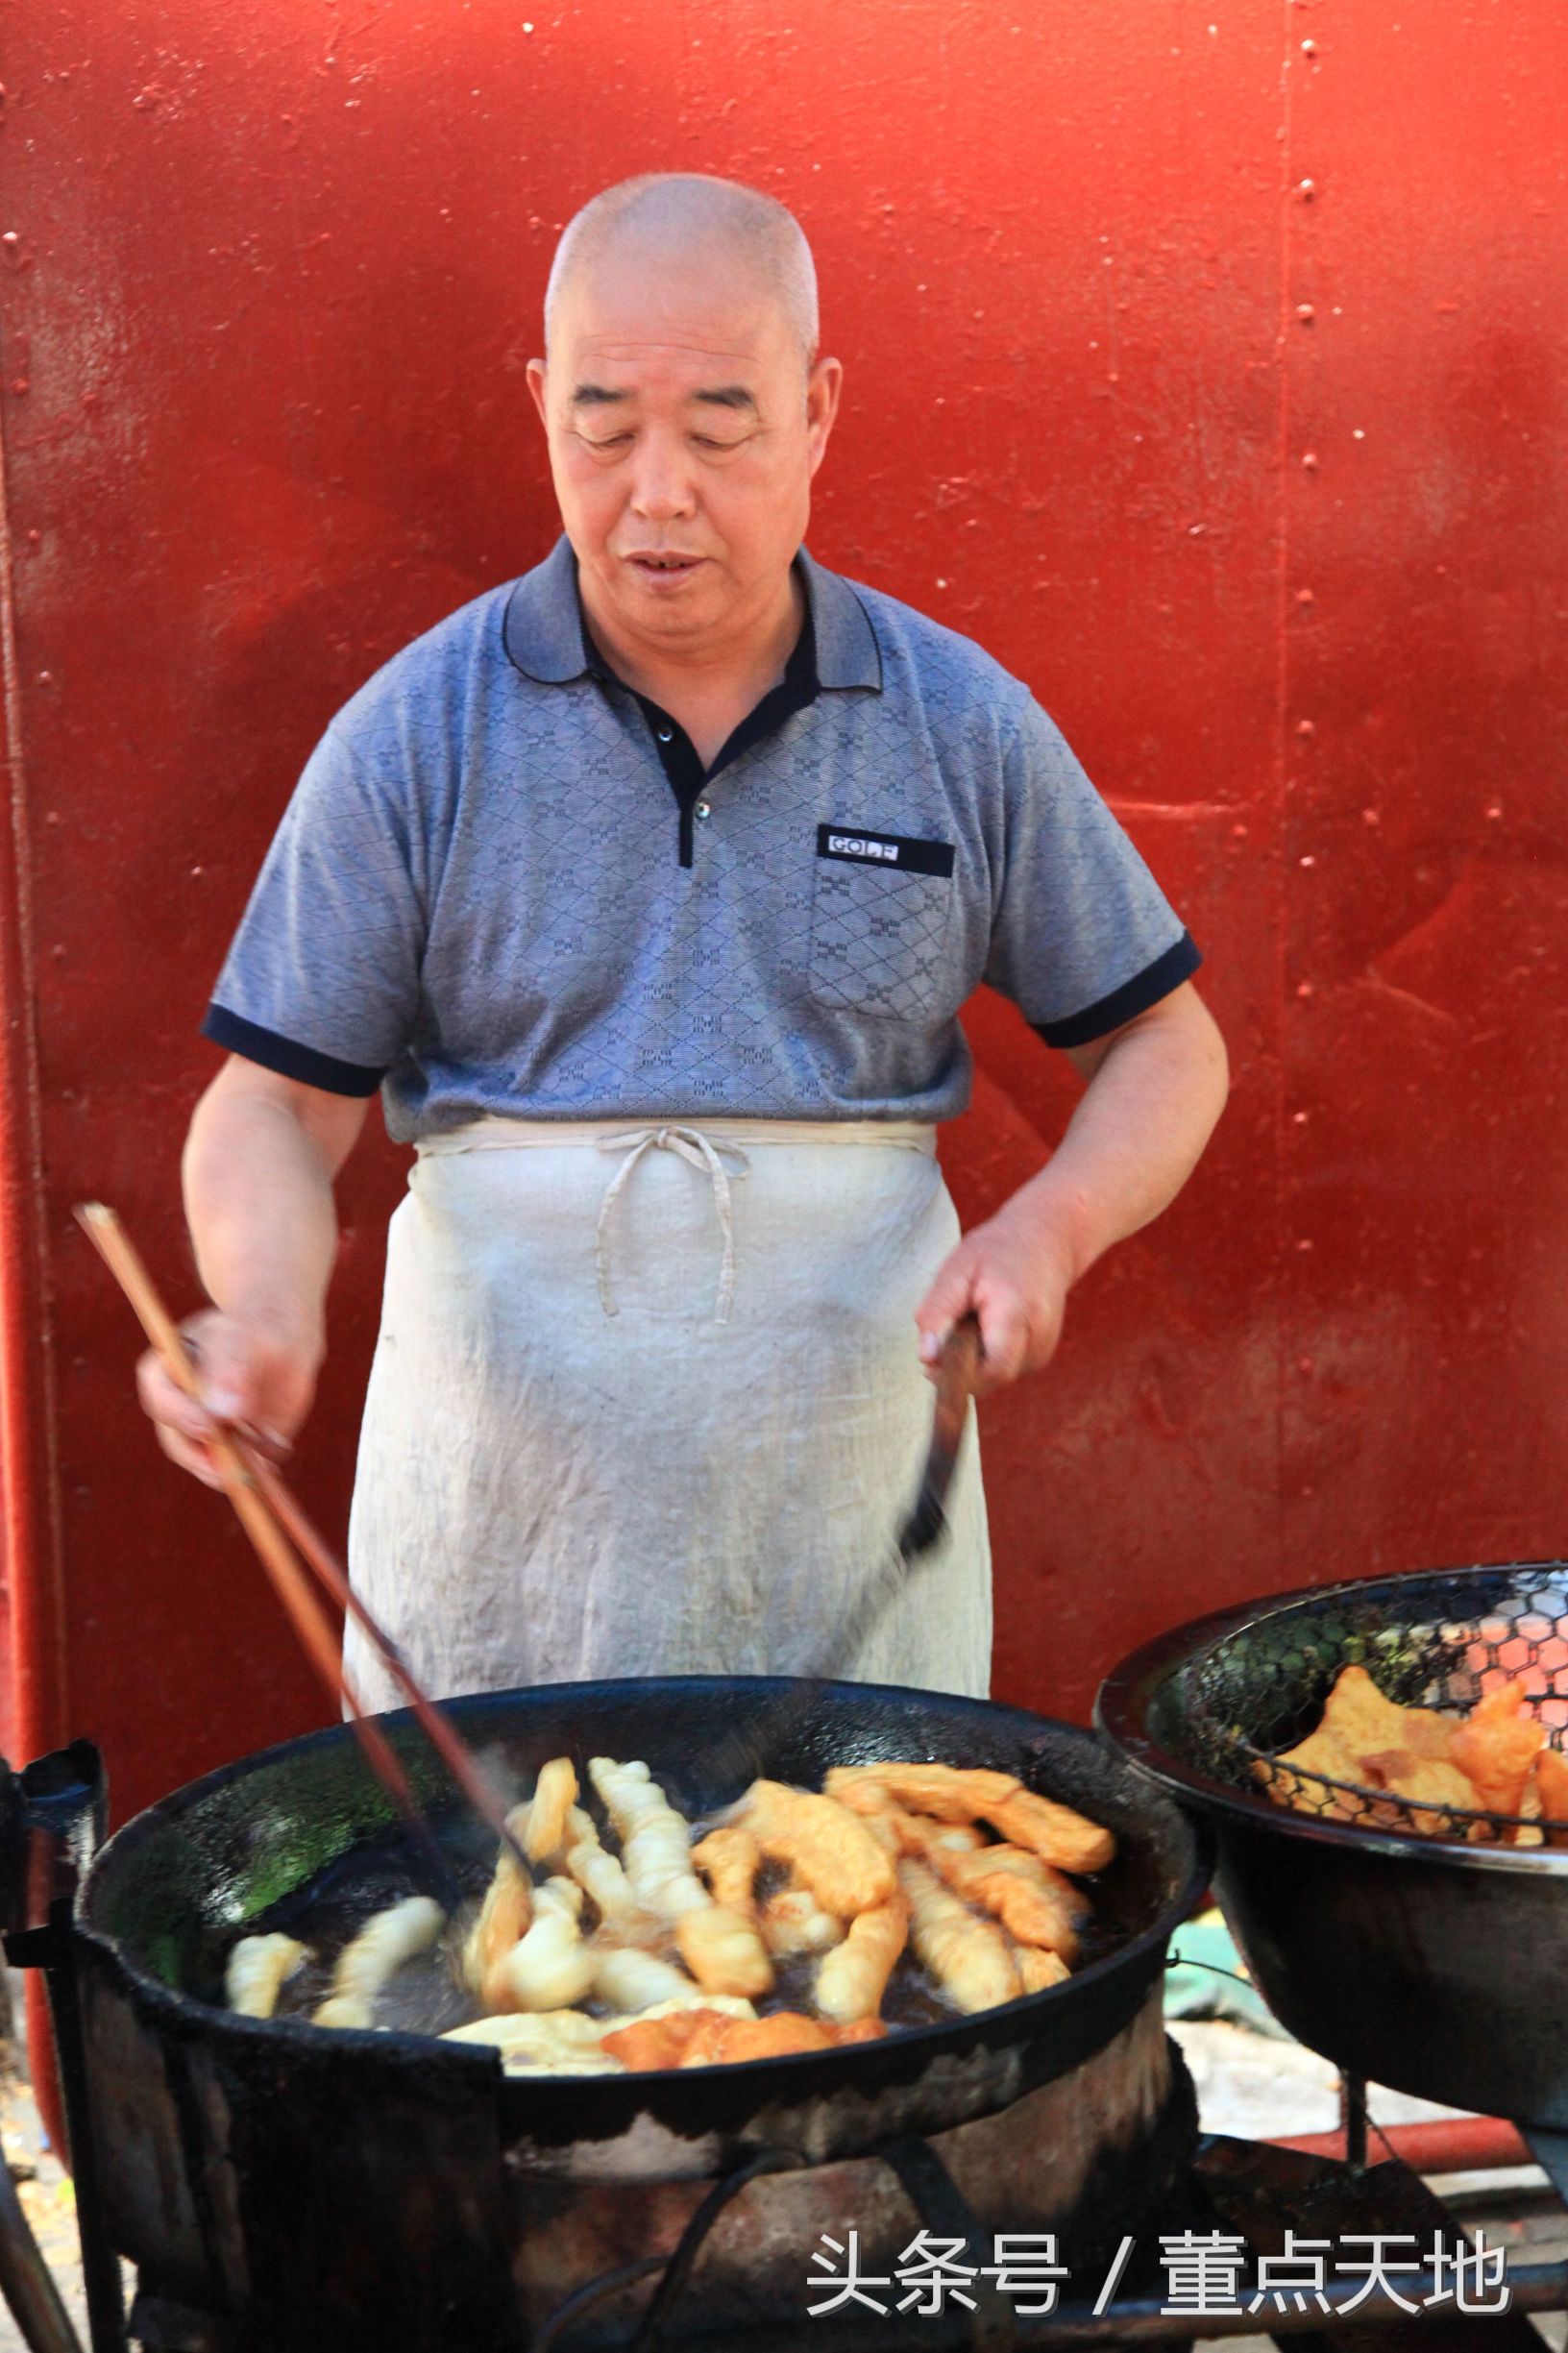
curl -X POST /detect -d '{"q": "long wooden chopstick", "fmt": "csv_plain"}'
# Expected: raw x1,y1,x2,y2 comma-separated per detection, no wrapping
244,1458,530,1871
76,1204,525,1880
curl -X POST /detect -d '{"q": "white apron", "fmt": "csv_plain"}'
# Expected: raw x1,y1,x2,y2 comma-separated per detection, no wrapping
342,1117,991,1710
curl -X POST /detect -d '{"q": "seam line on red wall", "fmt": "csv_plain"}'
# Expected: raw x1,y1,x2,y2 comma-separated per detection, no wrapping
0,360,70,1762
1272,1,1297,1589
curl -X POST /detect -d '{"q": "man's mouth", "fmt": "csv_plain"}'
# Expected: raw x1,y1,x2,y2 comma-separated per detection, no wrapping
627,553,703,576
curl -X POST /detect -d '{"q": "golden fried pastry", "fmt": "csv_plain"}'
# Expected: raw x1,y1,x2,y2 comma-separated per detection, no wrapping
815,1888,910,2023
1016,1946,1070,1994
523,1758,579,1865
226,1932,308,2019
758,1885,845,1956
600,2009,714,2071
443,2007,614,2065
1452,1679,1546,1821
899,1859,1021,2013
593,1946,704,2013
835,2017,889,2045
589,1758,710,1921
1320,1666,1455,1763
1373,1758,1483,1837
683,2011,837,2065
1534,1743,1568,1845
1256,1725,1370,1819
463,1818,534,2004
493,1875,598,2013
825,1763,1021,1824
676,2010,885,2067
739,1780,897,1917
692,1826,763,1915
676,1901,775,1999
940,1846,1085,1960
314,1895,445,2030
979,1788,1115,1875
560,1805,650,1935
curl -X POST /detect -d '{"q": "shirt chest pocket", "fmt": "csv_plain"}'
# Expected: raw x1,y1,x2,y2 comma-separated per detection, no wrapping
808,829,957,1021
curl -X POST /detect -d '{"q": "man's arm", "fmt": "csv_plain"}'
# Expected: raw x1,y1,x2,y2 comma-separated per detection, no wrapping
914,981,1228,1394
137,1055,371,1484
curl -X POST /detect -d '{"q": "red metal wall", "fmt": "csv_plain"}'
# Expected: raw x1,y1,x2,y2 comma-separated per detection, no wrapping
2,1,1565,1823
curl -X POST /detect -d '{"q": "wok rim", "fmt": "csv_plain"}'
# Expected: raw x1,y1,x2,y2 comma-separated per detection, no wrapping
1095,1558,1568,1877
77,1673,1208,2088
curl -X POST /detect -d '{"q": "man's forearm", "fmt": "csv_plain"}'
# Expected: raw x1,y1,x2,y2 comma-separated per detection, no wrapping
996,988,1230,1284
183,1082,343,1355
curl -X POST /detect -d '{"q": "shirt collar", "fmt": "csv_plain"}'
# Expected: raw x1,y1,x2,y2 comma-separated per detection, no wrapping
502,535,883,694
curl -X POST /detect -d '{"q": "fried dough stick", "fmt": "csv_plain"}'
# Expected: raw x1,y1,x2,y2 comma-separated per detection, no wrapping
738,1780,897,1918
865,1802,1086,1955
462,1803,534,2004
826,1764,1019,1824
759,1885,845,1956
583,1762,772,1994
443,2008,621,2068
815,1886,910,2023
573,1764,767,1996
602,2008,886,2071
827,1763,1114,1875
589,1758,710,1920
677,1901,774,1999
1016,1947,1070,1994
979,1790,1115,1875
899,1859,1021,2014
522,1758,579,1866
594,1947,705,2013
561,1805,649,1936
920,1835,1087,1963
314,1896,445,2029
494,1875,598,2012
226,1932,309,2020
692,1826,763,1915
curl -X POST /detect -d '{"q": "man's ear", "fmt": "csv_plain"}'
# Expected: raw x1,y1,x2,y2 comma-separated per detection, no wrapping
805,355,843,477
526,358,550,432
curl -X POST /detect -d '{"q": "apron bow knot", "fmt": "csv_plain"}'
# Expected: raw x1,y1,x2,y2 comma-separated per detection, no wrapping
593,1124,750,1323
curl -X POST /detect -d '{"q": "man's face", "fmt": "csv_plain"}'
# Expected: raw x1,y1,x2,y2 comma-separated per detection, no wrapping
527,241,841,659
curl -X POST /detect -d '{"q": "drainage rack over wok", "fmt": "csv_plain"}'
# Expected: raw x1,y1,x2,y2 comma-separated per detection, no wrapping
1133,1559,1568,1844
1098,1559,1568,2131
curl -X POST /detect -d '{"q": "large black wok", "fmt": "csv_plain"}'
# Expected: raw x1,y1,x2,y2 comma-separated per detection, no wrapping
1098,1562,1568,2128
72,1676,1202,2348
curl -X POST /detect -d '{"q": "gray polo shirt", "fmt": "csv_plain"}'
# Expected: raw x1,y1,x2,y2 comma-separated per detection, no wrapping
204,538,1199,1143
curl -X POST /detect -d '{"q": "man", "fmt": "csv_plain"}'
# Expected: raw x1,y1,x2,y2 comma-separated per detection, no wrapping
141,174,1228,1709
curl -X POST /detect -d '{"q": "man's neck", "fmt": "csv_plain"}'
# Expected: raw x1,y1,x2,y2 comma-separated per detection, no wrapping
580,566,804,719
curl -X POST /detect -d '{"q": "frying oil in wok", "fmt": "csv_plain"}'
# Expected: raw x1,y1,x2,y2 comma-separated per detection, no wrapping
227,1807,1125,2045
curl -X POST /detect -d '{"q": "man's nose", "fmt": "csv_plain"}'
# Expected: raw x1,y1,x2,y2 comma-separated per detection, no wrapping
628,433,698,524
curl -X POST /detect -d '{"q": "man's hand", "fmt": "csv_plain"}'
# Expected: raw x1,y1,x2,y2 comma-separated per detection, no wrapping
914,981,1229,1396
916,1210,1078,1397
137,1309,323,1489
140,1054,369,1485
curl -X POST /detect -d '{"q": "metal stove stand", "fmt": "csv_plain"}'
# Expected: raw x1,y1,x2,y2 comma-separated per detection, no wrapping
529,2104,1568,2352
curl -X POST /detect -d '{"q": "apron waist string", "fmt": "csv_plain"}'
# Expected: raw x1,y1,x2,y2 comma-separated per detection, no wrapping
593,1125,750,1325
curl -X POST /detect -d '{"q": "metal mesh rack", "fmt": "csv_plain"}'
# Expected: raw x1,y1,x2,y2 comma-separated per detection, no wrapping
1156,1562,1568,1844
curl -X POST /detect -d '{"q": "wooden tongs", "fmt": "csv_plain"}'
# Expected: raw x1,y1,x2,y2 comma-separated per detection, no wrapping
76,1204,527,1894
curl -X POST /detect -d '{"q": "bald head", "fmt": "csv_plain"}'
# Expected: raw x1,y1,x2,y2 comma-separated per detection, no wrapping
544,174,819,369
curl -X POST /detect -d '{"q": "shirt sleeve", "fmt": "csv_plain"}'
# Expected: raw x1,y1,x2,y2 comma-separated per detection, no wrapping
983,695,1201,1046
201,722,425,1094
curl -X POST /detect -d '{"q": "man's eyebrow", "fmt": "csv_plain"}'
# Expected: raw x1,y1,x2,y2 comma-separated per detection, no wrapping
570,384,627,406
693,385,758,412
